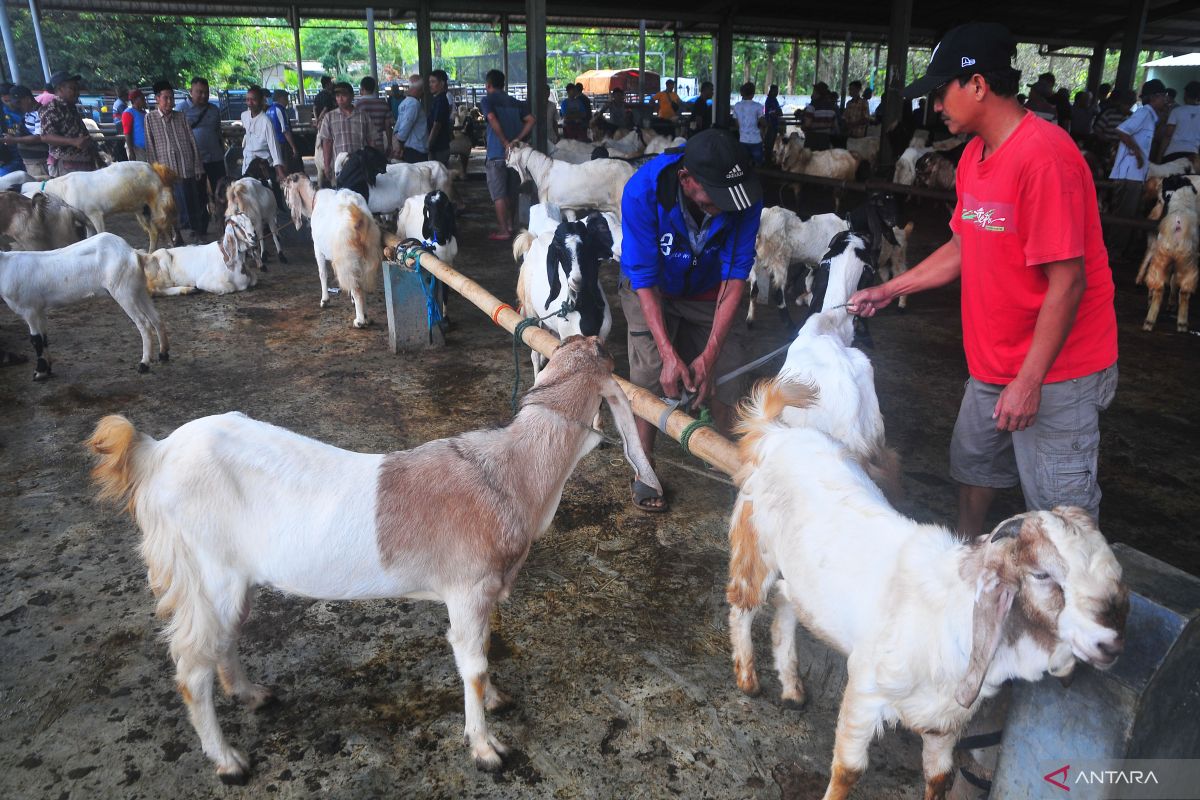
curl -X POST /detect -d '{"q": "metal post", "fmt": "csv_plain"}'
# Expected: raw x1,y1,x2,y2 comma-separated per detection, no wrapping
417,0,432,110
840,32,852,109
28,0,51,84
714,13,733,127
638,20,646,106
366,7,378,82
501,15,510,80
1115,0,1149,91
0,1,19,85
1087,43,1107,96
814,30,822,86
673,29,681,86
291,7,305,104
872,42,881,92
525,0,547,151
878,0,912,175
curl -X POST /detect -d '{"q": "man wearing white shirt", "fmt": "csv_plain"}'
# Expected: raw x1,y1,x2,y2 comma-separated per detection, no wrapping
1107,79,1169,255
1162,80,1200,163
239,86,286,182
393,75,428,164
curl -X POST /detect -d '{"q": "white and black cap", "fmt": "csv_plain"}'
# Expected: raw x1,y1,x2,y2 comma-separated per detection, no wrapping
682,129,762,212
904,22,1016,99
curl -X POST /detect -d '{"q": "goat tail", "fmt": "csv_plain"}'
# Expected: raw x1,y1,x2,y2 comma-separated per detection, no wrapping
87,415,148,515
865,442,905,505
726,498,768,609
150,162,178,189
336,203,381,294
512,230,535,264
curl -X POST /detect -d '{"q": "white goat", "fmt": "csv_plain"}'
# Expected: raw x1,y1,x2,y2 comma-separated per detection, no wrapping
728,382,1128,800
876,221,915,310
748,207,849,326
282,174,382,328
0,232,168,379
1136,174,1198,333
513,206,620,376
0,169,32,191
22,160,177,250
143,214,260,296
86,335,661,785
642,132,688,156
548,138,605,165
844,136,879,167
779,149,860,212
224,178,286,265
506,142,634,219
893,145,931,186
393,190,459,265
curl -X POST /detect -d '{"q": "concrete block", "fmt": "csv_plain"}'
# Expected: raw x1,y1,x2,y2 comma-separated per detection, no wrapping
991,543,1200,797
381,260,444,352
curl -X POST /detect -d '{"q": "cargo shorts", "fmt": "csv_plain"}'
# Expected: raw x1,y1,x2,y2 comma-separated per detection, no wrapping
485,158,520,201
618,276,747,407
949,364,1118,520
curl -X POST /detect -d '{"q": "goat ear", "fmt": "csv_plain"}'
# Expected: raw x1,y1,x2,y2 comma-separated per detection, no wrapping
955,573,1016,708
601,377,662,496
546,243,563,304
421,203,434,242
217,237,233,268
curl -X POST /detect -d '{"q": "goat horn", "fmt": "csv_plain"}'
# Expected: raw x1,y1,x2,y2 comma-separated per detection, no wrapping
989,516,1024,542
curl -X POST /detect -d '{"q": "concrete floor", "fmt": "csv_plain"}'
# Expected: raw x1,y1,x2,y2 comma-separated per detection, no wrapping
1,168,1197,800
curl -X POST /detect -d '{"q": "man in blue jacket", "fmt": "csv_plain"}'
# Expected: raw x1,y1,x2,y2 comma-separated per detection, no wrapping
620,128,762,512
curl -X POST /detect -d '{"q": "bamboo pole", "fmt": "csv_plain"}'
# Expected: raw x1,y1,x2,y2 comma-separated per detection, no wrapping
395,250,743,478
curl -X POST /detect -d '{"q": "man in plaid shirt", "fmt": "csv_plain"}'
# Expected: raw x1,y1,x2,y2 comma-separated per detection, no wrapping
319,81,374,181
145,80,206,243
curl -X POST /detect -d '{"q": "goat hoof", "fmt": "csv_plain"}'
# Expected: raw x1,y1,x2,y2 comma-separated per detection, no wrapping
216,751,250,785
218,769,249,786
137,362,150,374
158,351,169,363
32,370,51,382
1178,324,1189,334
249,688,279,711
1142,321,1154,332
278,254,288,264
320,299,330,308
353,319,373,329
473,747,505,772
781,693,808,711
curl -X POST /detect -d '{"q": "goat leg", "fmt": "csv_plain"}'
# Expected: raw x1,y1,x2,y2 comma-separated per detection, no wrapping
446,596,509,771
920,732,956,800
1178,278,1195,334
771,584,805,709
728,603,761,696
29,331,51,381
822,683,883,800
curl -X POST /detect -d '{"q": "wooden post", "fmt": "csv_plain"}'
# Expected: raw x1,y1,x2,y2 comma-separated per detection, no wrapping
673,29,681,86
501,15,510,80
839,32,852,109
814,30,822,86
366,7,378,82
291,6,306,104
1087,43,1107,96
1115,0,1150,91
715,13,733,128
878,0,912,175
391,248,742,476
418,0,432,111
525,0,548,151
638,19,647,106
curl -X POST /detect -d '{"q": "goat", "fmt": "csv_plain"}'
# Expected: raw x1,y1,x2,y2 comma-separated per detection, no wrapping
0,191,91,251
1137,174,1198,333
728,380,1128,800
210,177,287,266
513,207,619,376
844,136,879,168
142,214,260,296
334,146,389,200
332,154,455,217
642,132,688,156
779,149,860,212
282,174,382,328
21,160,177,251
549,138,602,165
86,335,660,784
391,190,459,265
748,206,849,327
506,142,634,220
914,151,957,192
0,232,168,379
0,169,32,191
773,131,804,170
893,145,931,186
876,221,915,310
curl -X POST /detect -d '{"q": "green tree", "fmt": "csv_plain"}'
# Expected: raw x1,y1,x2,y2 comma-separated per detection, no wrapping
306,28,366,76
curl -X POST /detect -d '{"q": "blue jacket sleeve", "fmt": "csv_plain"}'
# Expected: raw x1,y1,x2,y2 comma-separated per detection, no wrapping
620,175,663,290
721,201,762,281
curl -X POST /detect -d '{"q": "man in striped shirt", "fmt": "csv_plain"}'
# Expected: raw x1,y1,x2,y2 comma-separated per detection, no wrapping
145,79,205,243
318,82,375,181
356,76,393,153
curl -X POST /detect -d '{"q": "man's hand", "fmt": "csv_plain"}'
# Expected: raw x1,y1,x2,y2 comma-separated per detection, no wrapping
848,284,896,317
689,349,718,406
75,134,92,150
659,348,695,400
993,375,1042,432
275,164,288,182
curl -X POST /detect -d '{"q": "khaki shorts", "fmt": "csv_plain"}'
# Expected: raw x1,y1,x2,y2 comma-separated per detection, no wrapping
485,158,520,201
618,277,746,407
949,364,1118,520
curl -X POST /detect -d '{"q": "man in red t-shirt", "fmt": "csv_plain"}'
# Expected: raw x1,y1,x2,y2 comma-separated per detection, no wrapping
850,23,1118,534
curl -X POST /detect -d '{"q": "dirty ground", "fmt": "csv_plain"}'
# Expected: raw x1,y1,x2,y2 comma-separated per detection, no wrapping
1,169,1196,800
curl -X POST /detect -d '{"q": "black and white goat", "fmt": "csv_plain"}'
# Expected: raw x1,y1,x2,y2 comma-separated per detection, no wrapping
514,205,619,377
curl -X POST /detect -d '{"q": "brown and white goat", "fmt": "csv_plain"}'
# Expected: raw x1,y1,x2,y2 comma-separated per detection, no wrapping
727,379,1128,800
87,335,660,785
0,191,91,251
1137,174,1199,333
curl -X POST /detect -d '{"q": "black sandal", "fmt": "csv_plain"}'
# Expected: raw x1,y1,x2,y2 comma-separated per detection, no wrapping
631,478,669,513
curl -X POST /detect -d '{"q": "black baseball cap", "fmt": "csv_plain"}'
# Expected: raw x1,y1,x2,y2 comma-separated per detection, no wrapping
9,85,33,100
48,71,82,89
904,23,1016,99
1139,79,1167,99
682,129,762,213
333,81,354,95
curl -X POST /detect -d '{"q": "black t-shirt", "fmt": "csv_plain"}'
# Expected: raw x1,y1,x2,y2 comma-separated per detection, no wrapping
428,92,452,151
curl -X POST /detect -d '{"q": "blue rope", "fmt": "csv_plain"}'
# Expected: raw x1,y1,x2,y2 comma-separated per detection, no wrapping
403,245,444,335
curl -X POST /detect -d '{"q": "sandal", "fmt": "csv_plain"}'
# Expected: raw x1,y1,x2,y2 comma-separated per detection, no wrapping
631,478,669,514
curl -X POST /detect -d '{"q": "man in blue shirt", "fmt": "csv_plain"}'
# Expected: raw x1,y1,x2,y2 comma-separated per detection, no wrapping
479,69,534,240
619,128,762,511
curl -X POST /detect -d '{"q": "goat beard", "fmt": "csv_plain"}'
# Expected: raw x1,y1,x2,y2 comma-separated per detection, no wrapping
1047,642,1076,678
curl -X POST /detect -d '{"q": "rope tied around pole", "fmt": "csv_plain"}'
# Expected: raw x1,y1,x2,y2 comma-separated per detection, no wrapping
678,407,714,457
399,242,444,335
510,298,577,413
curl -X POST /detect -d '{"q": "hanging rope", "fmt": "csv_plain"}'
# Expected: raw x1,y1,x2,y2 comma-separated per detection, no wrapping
509,298,578,413
399,242,444,336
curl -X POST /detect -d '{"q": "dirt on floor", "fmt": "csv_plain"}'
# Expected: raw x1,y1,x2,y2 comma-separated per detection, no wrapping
1,168,1197,800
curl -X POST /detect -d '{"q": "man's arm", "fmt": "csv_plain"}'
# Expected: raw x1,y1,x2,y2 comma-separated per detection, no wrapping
1115,130,1145,167
394,100,416,142
850,235,963,315
426,101,444,151
992,258,1087,432
691,279,746,403
1160,123,1177,157
322,135,333,179
514,112,535,148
